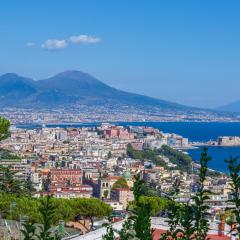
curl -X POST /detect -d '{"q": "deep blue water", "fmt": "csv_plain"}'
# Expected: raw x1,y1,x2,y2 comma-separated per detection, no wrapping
188,146,240,172
17,122,240,172
121,122,240,172
119,122,240,142
120,122,240,172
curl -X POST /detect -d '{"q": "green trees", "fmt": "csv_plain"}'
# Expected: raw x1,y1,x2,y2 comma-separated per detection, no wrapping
103,173,154,240
0,117,35,197
118,218,134,239
0,166,36,197
127,144,193,171
23,176,36,197
159,145,192,173
21,221,37,240
71,197,112,231
132,201,152,240
160,179,183,240
103,148,212,240
21,196,61,240
102,218,115,240
127,144,167,167
225,156,240,238
0,149,21,159
0,116,10,141
0,166,22,195
132,173,145,200
192,147,211,240
138,196,169,216
0,194,112,225
38,196,60,240
160,147,211,240
131,174,152,240
19,196,112,239
112,177,129,190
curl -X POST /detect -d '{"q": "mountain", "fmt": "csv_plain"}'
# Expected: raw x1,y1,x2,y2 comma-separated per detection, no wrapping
0,70,221,115
0,73,37,105
218,100,240,113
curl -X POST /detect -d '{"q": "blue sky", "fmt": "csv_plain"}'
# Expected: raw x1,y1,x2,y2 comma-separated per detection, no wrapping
1,0,240,108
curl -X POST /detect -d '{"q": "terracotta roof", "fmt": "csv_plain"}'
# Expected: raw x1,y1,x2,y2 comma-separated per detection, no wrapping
152,229,230,240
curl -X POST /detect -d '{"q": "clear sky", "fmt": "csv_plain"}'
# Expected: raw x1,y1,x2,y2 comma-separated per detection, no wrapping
1,0,240,108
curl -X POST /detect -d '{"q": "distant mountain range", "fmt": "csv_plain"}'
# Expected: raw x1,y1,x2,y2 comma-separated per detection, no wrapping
217,101,240,113
0,70,233,116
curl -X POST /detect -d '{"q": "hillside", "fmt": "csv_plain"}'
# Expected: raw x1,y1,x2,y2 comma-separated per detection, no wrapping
218,100,240,113
0,70,227,117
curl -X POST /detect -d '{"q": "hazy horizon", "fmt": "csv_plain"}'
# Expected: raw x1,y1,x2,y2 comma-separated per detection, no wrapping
1,1,240,108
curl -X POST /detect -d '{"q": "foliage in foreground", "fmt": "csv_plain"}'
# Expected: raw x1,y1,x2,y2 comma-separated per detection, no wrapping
193,147,211,240
0,194,112,224
21,195,61,240
0,116,10,141
103,173,153,240
225,156,240,239
160,147,211,240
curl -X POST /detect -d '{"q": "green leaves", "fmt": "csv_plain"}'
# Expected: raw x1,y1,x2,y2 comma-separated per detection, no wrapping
0,193,112,225
191,147,211,240
112,177,129,190
126,144,167,168
160,179,182,240
130,173,152,240
160,145,192,173
118,218,135,240
0,116,10,141
21,221,37,240
104,173,154,240
20,196,63,240
37,196,55,240
0,166,22,195
0,166,36,197
160,147,211,240
225,156,240,238
132,173,145,202
102,217,117,240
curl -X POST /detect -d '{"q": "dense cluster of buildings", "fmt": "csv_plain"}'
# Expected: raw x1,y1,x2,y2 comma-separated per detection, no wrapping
1,106,238,124
0,124,232,218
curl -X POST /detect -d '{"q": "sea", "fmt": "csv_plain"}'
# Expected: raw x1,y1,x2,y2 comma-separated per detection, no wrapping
16,122,240,173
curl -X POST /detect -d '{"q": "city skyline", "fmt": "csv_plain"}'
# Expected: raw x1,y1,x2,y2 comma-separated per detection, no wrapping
1,1,240,108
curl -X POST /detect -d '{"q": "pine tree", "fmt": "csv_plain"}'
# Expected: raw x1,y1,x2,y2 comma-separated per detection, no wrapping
179,203,195,240
22,195,61,240
160,147,211,240
21,221,36,240
0,116,10,141
133,202,152,240
118,218,134,240
0,166,22,195
23,175,36,197
192,147,211,240
37,195,56,240
132,173,145,202
131,173,152,240
160,179,182,240
102,217,115,240
225,156,240,239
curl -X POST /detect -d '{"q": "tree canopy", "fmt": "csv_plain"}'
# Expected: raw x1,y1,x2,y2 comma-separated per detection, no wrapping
112,177,129,190
159,145,192,173
0,194,112,224
127,144,167,168
0,116,10,141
